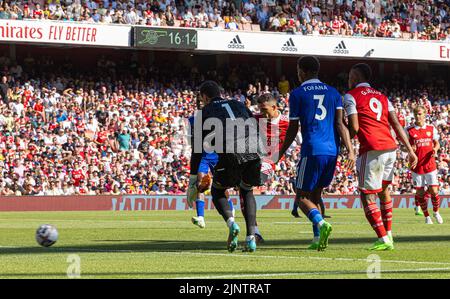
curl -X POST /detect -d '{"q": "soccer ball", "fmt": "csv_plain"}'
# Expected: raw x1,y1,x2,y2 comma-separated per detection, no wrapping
35,224,58,247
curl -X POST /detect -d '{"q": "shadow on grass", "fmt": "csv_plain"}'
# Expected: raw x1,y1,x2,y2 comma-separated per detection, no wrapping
2,234,450,255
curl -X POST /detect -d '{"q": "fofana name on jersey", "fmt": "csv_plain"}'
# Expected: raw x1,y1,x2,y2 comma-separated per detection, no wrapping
302,85,329,92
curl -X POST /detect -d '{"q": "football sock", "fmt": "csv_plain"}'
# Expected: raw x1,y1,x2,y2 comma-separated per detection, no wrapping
431,194,441,213
245,235,255,242
380,200,393,233
312,224,320,243
364,202,387,239
307,208,325,228
254,226,261,236
228,198,234,211
417,194,430,217
239,192,247,219
380,236,390,243
414,196,420,208
195,200,205,217
211,186,234,223
226,217,235,228
292,201,299,212
240,187,257,236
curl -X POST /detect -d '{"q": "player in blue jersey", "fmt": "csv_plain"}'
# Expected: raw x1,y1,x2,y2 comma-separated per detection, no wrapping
187,112,235,229
277,56,355,251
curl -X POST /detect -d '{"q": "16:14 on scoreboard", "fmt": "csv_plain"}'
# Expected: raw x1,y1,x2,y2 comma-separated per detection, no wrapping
134,27,198,50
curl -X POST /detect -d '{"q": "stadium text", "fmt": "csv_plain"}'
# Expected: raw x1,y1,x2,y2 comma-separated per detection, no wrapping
0,195,448,211
48,25,97,42
440,45,450,59
0,22,43,39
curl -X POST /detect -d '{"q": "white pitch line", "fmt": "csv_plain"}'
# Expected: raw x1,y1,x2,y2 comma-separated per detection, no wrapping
159,251,450,266
2,246,450,267
173,267,450,279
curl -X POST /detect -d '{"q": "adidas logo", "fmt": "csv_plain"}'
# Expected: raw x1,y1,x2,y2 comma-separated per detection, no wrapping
364,49,375,57
281,38,298,52
333,41,349,54
228,35,244,49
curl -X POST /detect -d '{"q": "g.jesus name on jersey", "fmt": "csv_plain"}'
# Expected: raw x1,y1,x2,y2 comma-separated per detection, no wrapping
406,124,439,174
344,83,397,155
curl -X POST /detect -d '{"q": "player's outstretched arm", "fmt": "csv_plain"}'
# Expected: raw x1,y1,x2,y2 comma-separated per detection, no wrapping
388,111,418,169
347,114,359,139
276,120,299,163
335,109,356,170
433,131,440,154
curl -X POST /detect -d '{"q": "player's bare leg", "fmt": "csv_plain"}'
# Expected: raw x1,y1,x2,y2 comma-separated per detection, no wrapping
378,183,394,244
361,193,393,250
428,186,443,224
297,188,332,251
415,187,432,224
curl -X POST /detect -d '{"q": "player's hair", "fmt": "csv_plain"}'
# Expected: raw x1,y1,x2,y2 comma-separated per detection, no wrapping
257,93,277,105
199,80,221,99
297,56,320,75
351,63,372,81
414,105,426,115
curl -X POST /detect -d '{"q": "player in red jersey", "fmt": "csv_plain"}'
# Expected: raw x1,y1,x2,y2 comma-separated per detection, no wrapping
406,106,443,224
344,63,418,251
238,93,292,242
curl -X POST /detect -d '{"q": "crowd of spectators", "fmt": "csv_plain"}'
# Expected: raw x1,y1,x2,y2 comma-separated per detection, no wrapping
0,0,449,40
0,54,449,196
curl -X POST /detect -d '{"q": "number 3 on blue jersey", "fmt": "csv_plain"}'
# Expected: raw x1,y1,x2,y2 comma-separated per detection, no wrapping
314,95,327,120
288,79,343,157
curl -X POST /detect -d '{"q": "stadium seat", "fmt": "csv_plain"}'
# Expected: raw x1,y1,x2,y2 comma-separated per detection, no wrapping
243,23,252,31
251,24,261,31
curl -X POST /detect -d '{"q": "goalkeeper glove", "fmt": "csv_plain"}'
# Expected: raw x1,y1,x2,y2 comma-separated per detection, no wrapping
187,174,198,208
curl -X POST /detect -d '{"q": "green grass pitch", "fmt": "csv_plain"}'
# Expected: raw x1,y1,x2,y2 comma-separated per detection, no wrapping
0,209,449,278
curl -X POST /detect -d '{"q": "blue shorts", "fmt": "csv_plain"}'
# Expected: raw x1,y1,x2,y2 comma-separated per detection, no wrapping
198,154,219,174
296,155,337,192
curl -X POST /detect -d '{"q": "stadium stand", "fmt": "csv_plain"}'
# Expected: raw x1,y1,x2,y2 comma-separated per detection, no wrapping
0,0,448,40
0,52,448,196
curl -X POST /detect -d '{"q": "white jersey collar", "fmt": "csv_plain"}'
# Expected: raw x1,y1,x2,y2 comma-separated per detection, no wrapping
414,123,428,130
301,79,322,86
356,82,371,88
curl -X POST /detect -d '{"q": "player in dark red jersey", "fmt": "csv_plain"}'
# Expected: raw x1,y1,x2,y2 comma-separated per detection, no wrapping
406,106,443,224
344,63,418,251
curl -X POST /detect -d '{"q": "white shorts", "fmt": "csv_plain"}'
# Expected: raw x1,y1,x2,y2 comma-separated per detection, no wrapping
356,149,396,194
412,170,439,188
